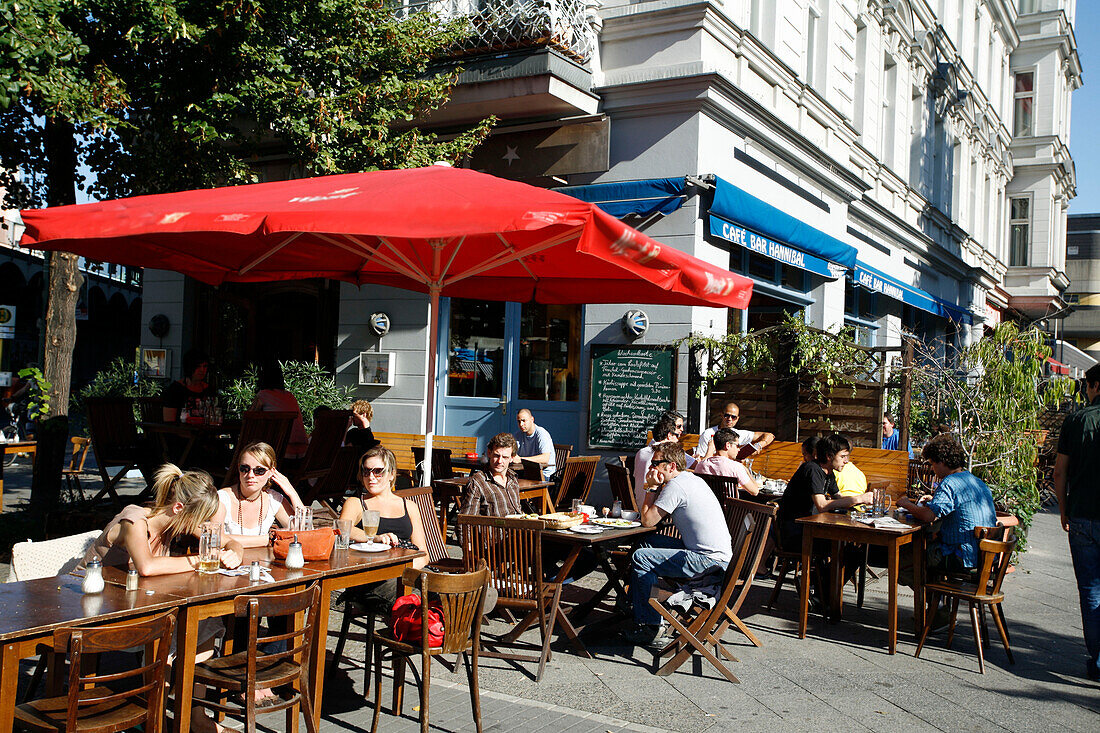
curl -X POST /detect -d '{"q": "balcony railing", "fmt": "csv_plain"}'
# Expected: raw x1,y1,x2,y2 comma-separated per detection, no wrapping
397,0,601,64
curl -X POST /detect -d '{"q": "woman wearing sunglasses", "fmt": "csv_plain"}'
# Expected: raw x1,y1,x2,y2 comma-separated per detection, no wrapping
218,441,307,547
339,445,427,567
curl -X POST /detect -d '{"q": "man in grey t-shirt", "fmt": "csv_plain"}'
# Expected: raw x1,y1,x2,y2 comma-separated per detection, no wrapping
624,442,733,644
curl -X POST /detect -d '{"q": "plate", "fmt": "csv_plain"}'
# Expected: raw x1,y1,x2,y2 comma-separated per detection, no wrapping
350,542,390,553
591,518,641,528
570,525,605,534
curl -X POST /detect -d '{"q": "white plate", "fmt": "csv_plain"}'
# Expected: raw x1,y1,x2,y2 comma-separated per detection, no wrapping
350,542,390,553
570,525,605,534
591,518,641,528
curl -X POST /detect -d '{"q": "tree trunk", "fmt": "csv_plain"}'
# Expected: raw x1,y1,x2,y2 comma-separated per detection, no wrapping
42,116,81,418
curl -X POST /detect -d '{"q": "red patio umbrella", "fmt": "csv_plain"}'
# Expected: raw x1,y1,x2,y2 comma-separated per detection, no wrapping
20,166,752,478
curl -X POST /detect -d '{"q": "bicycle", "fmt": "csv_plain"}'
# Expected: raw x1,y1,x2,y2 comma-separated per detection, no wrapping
2,402,23,467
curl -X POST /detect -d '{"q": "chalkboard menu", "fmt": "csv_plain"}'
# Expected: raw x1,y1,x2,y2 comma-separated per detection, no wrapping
588,345,676,450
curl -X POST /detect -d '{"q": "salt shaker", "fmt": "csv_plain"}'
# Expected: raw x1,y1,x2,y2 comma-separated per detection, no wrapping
82,558,105,594
126,568,140,591
249,561,261,582
285,536,305,569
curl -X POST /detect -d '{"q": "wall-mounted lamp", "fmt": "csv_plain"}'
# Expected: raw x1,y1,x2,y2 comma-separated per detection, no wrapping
369,312,391,336
621,309,649,339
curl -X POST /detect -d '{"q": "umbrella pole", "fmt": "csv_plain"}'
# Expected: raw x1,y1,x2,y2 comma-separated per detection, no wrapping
422,286,441,487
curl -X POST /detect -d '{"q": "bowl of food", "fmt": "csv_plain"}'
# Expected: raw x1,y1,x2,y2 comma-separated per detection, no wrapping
620,510,640,521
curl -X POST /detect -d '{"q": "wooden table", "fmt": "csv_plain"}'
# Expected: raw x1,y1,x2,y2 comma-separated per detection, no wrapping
510,522,658,657
0,441,36,510
0,545,422,732
796,513,925,654
140,420,238,469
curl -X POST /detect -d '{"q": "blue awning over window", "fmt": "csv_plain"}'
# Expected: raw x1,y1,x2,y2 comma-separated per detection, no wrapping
708,177,857,273
852,261,973,325
555,178,688,218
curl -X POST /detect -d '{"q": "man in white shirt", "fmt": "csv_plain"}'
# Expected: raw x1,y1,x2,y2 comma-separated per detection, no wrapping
513,408,556,481
633,414,679,510
693,428,760,495
623,441,733,644
696,401,774,459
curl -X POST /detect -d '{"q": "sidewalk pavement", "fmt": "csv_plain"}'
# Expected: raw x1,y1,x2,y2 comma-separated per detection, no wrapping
2,459,1098,732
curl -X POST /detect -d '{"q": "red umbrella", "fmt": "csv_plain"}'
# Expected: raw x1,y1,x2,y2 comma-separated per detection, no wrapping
21,166,752,477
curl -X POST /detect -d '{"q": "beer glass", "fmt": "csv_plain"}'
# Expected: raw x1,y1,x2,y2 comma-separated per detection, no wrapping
362,510,381,543
198,522,222,574
872,486,892,517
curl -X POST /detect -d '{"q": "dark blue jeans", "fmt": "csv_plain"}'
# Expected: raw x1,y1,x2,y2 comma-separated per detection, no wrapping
1068,518,1100,677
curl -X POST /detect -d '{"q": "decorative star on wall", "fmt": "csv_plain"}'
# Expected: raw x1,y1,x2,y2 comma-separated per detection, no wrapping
502,146,520,166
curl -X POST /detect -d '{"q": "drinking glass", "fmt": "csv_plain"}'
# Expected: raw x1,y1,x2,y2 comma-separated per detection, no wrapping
292,507,314,531
362,510,381,543
872,487,892,517
335,519,352,550
198,522,221,574
611,500,622,518
571,498,582,514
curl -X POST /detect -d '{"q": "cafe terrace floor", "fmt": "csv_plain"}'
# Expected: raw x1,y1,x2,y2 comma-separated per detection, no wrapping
1,460,1097,733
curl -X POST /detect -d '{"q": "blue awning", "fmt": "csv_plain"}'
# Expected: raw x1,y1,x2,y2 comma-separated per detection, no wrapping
555,178,688,218
852,261,973,325
708,177,857,274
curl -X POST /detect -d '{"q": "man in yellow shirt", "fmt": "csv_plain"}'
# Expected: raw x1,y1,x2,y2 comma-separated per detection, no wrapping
835,461,867,497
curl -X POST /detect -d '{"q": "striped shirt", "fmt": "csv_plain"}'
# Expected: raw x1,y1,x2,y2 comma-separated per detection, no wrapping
460,470,522,518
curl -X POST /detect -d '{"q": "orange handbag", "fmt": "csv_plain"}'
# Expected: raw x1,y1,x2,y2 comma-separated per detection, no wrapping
271,527,336,561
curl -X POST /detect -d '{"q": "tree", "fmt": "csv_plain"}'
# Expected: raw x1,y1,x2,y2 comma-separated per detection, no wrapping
2,0,493,415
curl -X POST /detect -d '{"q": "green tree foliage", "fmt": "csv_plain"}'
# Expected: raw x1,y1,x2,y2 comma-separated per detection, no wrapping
1,0,494,207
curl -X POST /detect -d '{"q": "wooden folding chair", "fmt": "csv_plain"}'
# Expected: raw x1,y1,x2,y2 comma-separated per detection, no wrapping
697,473,740,503
61,436,93,503
15,610,176,732
230,410,297,464
84,397,152,504
713,498,776,648
299,444,360,514
552,455,599,509
648,514,756,682
457,515,562,682
605,461,638,512
553,443,572,473
291,408,352,486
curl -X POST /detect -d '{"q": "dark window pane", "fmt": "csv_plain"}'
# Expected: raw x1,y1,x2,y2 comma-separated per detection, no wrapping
517,303,581,401
447,299,505,398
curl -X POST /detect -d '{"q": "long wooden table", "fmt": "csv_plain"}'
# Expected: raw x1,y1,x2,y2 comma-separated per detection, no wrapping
0,544,422,732
796,513,925,654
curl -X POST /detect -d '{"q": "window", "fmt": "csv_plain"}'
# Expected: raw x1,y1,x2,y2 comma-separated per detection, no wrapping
805,1,822,89
517,303,581,401
1009,197,1030,266
1014,71,1034,137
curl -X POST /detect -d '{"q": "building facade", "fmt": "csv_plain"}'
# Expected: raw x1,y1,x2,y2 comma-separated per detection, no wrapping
141,0,1082,451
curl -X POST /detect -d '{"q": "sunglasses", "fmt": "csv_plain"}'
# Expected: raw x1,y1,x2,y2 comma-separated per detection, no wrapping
238,464,269,477
361,466,388,477
651,459,671,467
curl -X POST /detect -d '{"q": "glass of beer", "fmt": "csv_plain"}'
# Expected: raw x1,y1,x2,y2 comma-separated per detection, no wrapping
362,510,381,544
198,522,221,574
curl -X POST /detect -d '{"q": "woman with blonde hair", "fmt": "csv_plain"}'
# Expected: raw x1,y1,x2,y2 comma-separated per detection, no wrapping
219,441,307,547
83,464,243,575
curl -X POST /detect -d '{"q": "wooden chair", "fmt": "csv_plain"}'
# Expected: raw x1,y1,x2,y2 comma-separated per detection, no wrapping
193,583,321,732
552,455,600,509
713,498,777,648
915,527,1017,674
697,472,740,503
61,436,93,503
411,446,456,486
134,396,163,424
225,410,297,473
767,520,804,610
14,609,176,733
369,566,491,733
330,486,459,695
605,461,638,512
553,443,572,473
291,408,352,485
299,444,360,513
84,397,152,504
457,515,562,682
647,514,756,682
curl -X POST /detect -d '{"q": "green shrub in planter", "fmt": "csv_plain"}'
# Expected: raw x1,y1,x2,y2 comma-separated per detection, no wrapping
221,361,354,432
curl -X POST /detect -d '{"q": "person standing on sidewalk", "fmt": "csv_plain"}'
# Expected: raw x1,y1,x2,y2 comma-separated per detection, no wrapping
1054,362,1100,682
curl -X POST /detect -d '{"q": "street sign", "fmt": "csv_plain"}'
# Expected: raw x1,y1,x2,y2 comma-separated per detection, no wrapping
0,305,14,339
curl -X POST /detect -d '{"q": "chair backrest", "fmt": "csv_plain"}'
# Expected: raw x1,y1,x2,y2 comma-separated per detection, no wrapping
301,444,361,508
417,566,491,654
65,436,92,473
374,432,478,473
396,486,449,564
230,410,297,468
294,408,352,481
84,397,140,462
519,458,543,481
605,462,637,512
974,526,1017,596
134,396,164,423
708,513,757,613
234,583,320,685
457,515,546,604
412,446,455,482
7,530,102,582
51,609,176,732
553,443,572,472
697,473,739,502
553,455,600,508
721,497,777,613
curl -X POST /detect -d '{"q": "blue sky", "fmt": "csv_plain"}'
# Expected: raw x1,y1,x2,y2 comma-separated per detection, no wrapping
1070,3,1098,213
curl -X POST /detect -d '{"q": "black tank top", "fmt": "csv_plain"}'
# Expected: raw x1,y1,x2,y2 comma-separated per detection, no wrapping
363,496,413,540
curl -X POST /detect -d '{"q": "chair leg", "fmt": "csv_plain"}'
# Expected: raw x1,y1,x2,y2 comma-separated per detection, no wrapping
914,591,938,659
978,604,990,645
363,613,376,696
419,655,431,733
989,603,1014,665
856,546,869,609
969,603,985,674
329,606,354,680
392,653,406,715
994,604,1011,645
946,598,960,648
464,652,482,733
767,559,789,609
370,644,384,733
